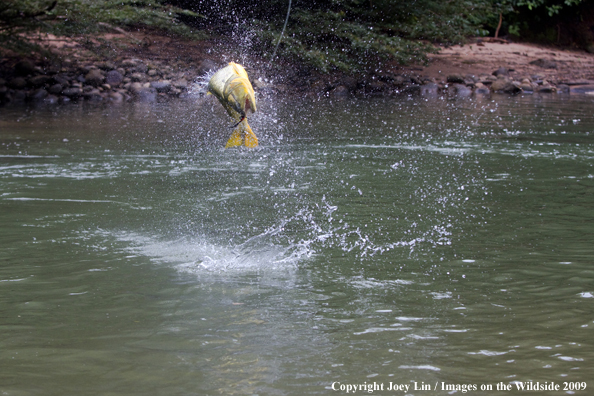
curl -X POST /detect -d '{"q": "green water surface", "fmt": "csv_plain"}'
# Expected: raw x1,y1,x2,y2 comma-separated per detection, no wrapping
1,94,593,395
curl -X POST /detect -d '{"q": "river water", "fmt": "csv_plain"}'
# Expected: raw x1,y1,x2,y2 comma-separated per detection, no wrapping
1,93,593,395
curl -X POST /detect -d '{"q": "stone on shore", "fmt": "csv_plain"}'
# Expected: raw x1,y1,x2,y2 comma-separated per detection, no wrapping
105,70,124,87
14,59,37,76
29,88,48,101
85,69,105,87
150,80,172,93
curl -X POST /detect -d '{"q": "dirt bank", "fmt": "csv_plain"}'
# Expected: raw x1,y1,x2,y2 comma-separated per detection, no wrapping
2,30,594,106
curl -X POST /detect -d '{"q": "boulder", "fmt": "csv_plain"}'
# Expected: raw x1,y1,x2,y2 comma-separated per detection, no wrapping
448,83,472,97
474,82,490,94
85,69,105,87
420,82,439,96
134,63,148,73
121,59,139,68
8,77,28,89
492,67,509,77
568,85,594,94
43,95,59,105
198,59,218,75
150,80,172,93
62,87,83,98
48,84,63,95
133,87,157,102
491,77,522,94
105,70,124,87
52,74,70,85
83,89,104,101
29,88,48,101
172,79,188,89
14,59,37,76
130,72,145,82
29,75,51,88
529,58,557,69
446,74,465,84
330,85,349,98
107,91,124,102
13,90,27,102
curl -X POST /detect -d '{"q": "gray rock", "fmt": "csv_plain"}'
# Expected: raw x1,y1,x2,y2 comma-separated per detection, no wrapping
62,87,83,98
105,70,124,87
8,77,28,89
14,59,37,76
490,77,522,94
492,67,509,77
420,82,439,96
448,83,472,97
83,89,104,101
29,75,51,88
128,82,144,93
43,95,59,105
537,85,555,93
134,63,148,73
0,85,8,102
107,91,124,102
198,59,218,75
401,85,421,95
13,90,27,102
172,79,188,89
529,58,557,69
518,83,533,93
48,84,63,94
121,59,139,68
568,85,594,94
150,80,172,93
130,72,145,82
29,88,48,101
85,69,105,87
133,87,157,102
330,85,349,98
474,82,490,94
446,74,465,84
52,74,70,85
97,61,116,70
490,77,509,92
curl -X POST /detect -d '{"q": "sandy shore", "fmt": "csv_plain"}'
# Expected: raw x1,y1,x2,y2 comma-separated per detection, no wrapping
418,40,594,84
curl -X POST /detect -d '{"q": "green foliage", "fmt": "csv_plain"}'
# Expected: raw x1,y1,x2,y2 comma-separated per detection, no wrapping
491,0,592,46
1,0,205,54
254,9,437,73
2,0,591,73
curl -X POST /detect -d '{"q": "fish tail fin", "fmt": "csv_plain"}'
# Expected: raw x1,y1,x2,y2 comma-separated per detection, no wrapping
224,119,258,148
225,128,243,148
242,120,258,148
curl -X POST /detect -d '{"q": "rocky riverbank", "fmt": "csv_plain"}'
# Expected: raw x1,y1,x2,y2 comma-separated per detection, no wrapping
1,32,594,106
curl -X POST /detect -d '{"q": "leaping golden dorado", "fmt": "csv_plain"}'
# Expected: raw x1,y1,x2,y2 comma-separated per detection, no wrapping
207,62,258,148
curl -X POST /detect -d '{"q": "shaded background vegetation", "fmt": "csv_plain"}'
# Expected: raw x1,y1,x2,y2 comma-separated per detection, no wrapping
1,0,593,73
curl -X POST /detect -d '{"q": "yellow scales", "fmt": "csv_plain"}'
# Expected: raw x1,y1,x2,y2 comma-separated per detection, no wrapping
207,62,258,148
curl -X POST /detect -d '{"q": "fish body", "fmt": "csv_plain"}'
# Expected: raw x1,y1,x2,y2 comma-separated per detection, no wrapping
207,62,258,148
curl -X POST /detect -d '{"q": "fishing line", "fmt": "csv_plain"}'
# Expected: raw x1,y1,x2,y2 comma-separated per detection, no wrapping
230,116,245,129
270,0,292,62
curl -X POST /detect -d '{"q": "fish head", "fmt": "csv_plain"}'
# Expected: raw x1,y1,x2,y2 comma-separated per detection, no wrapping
224,77,257,117
208,62,257,119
